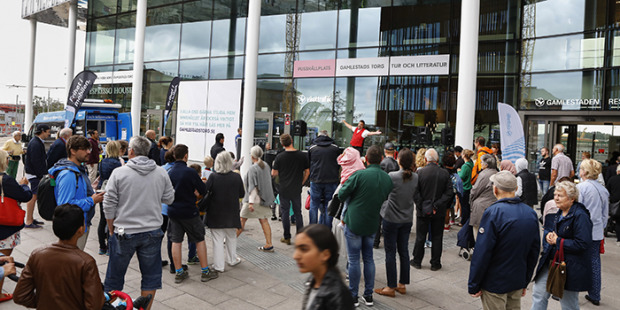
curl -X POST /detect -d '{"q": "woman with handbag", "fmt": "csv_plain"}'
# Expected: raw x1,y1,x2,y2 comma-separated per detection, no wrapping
531,181,593,310
205,151,245,272
96,141,122,256
0,150,33,303
576,159,609,306
237,146,275,252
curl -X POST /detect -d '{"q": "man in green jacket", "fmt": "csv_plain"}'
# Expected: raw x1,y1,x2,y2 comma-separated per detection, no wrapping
339,145,393,307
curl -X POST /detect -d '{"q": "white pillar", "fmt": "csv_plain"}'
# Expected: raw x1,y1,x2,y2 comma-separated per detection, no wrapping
66,0,78,98
25,18,37,133
454,0,480,150
130,0,147,137
240,0,262,177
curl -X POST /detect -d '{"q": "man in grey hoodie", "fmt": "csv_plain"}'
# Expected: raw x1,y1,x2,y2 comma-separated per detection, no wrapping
103,136,174,310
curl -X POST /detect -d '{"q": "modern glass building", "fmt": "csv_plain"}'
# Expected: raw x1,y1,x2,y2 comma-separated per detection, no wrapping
84,0,620,167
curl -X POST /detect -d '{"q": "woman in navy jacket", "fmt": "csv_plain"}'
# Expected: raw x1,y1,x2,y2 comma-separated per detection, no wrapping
96,141,122,255
531,180,593,310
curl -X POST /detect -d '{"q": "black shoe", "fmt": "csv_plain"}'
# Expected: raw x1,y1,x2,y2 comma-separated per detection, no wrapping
271,215,277,221
430,264,442,271
33,219,44,225
161,260,169,267
410,260,421,269
169,264,188,274
585,295,600,306
362,295,373,306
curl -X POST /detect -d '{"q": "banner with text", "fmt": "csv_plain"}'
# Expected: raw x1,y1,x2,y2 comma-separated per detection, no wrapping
497,102,525,164
389,55,450,76
176,80,242,162
335,57,390,77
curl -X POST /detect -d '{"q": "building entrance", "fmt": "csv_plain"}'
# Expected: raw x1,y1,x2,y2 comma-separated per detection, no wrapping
524,113,620,174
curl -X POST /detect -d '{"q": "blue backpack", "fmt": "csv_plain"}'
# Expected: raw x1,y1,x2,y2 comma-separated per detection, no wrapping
450,172,464,197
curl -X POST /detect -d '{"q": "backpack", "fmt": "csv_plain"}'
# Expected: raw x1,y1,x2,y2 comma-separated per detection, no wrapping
37,168,80,220
451,172,464,197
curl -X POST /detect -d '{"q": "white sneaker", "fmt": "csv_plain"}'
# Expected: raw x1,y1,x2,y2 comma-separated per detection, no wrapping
228,256,242,267
616,241,620,247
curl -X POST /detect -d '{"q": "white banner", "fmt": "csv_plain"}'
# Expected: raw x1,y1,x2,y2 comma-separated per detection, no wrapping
497,102,525,164
176,80,242,162
205,80,242,159
389,55,450,76
335,57,390,77
176,81,208,162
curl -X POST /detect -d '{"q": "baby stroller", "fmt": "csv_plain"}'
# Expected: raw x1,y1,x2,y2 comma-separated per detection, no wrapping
457,218,475,261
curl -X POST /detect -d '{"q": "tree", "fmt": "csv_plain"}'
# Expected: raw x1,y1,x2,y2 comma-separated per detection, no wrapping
33,96,64,116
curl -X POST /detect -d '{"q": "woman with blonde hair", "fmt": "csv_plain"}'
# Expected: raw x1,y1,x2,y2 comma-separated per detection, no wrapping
238,146,276,252
415,148,427,171
0,150,32,303
576,158,609,306
96,140,122,255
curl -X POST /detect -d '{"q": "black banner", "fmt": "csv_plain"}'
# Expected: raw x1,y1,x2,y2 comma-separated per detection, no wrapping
163,77,180,129
64,70,98,128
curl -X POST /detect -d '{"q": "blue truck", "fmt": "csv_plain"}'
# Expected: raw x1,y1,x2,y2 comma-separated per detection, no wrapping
25,100,132,149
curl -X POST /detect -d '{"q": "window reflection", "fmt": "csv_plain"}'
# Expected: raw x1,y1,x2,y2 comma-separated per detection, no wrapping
119,0,137,13
298,11,337,50
211,18,246,56
144,5,182,62
210,56,244,79
294,78,335,148
179,59,209,80
386,4,451,46
477,0,520,41
256,79,292,112
145,61,179,82
523,34,605,72
521,71,603,110
258,54,287,78
522,0,606,39
90,0,117,17
258,15,287,53
181,0,213,59
338,7,384,48
605,69,620,110
87,16,116,66
114,13,136,64
144,82,173,110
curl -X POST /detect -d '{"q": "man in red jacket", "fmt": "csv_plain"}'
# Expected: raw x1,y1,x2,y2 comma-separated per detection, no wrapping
342,119,382,156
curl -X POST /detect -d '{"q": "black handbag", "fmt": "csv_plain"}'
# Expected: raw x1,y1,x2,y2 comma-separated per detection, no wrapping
327,193,342,219
610,201,620,220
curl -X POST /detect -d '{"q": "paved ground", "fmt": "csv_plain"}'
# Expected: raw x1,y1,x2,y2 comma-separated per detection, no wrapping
1,145,619,309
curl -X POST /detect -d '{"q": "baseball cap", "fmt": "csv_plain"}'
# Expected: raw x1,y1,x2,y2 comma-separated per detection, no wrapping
490,171,517,192
35,124,50,134
384,142,395,151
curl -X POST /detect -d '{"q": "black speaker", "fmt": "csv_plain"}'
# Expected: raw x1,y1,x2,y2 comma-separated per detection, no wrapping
441,128,454,146
292,120,307,137
416,126,430,145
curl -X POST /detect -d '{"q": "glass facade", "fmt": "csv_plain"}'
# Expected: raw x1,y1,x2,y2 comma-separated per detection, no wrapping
84,0,620,150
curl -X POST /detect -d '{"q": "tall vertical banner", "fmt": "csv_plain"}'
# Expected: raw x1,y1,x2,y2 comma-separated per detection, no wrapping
497,102,525,163
176,80,242,161
163,77,180,129
65,70,98,128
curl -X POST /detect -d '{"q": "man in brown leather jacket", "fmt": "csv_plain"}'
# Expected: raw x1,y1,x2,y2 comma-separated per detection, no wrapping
14,204,105,310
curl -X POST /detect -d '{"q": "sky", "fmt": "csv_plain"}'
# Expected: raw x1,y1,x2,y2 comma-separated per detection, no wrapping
0,1,85,105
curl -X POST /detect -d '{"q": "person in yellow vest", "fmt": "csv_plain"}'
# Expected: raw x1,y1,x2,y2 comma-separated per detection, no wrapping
471,136,493,185
2,131,25,178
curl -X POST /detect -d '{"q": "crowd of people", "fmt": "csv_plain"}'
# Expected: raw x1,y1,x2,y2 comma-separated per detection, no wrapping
0,122,617,310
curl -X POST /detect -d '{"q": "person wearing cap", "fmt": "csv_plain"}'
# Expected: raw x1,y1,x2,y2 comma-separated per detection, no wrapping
375,142,399,248
23,124,51,228
341,119,382,156
468,171,540,310
2,131,25,178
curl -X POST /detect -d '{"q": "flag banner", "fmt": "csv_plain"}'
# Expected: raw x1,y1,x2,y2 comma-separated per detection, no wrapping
498,102,525,164
64,70,97,128
163,77,181,129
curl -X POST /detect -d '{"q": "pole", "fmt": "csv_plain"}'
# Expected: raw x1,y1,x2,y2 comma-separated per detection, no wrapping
239,0,262,177
130,0,147,137
454,0,480,150
66,0,78,100
25,19,37,133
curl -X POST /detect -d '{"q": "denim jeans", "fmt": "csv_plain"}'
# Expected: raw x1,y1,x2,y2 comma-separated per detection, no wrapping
309,182,338,228
539,180,550,197
280,194,303,239
382,220,412,288
345,225,375,298
104,228,164,291
588,240,602,301
531,265,579,310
